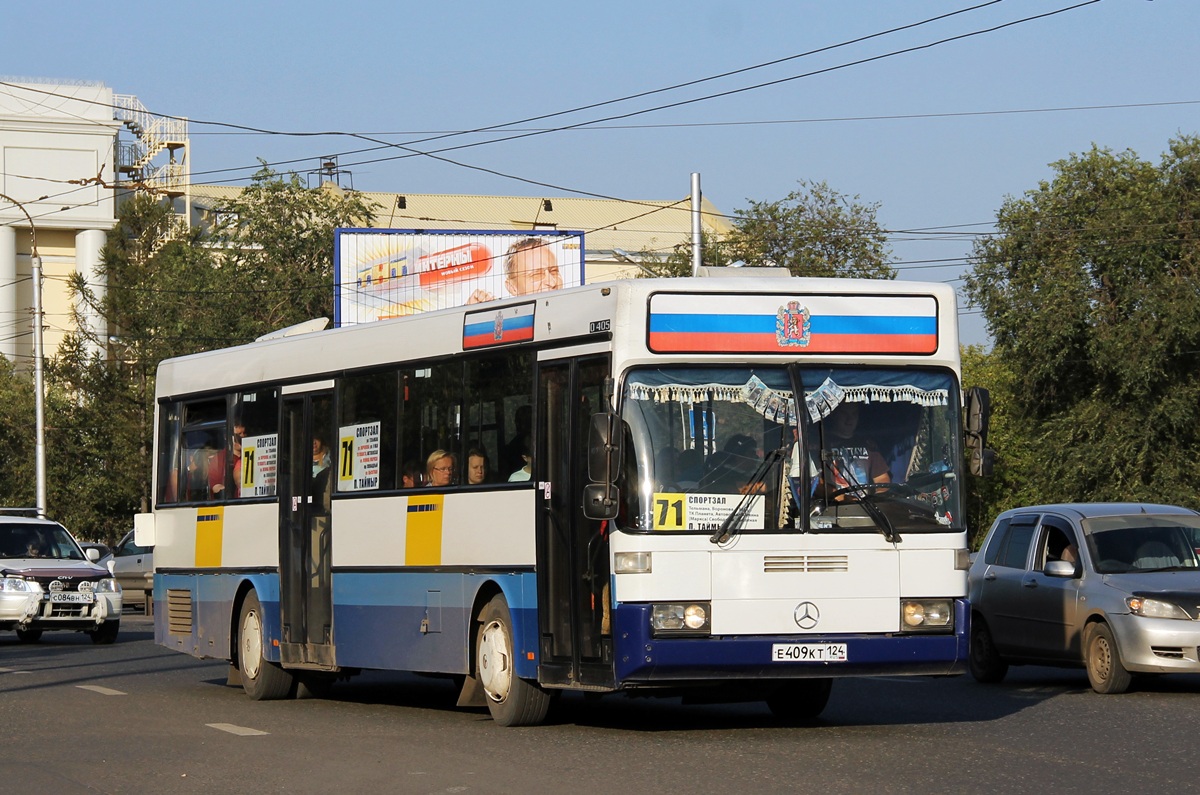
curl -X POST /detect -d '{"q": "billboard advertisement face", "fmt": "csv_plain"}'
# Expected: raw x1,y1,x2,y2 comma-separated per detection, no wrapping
334,229,584,326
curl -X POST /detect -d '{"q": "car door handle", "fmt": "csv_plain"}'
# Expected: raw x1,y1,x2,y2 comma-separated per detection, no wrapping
983,572,996,581
1022,578,1037,588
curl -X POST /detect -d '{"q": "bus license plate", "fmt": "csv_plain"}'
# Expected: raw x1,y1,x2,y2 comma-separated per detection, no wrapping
49,592,94,604
771,643,847,662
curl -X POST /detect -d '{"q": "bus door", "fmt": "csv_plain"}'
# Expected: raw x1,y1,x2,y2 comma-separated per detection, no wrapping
278,390,336,669
536,353,614,689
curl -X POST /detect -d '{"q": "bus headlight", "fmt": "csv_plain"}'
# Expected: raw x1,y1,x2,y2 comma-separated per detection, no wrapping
650,602,711,635
901,599,953,631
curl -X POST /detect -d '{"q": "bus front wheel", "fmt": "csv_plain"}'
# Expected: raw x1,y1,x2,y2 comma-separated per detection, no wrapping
238,591,294,700
476,595,550,727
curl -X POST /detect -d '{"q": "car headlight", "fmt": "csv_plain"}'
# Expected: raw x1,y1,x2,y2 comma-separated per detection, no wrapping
901,599,954,631
1127,596,1191,620
0,576,37,593
94,578,121,594
650,602,711,635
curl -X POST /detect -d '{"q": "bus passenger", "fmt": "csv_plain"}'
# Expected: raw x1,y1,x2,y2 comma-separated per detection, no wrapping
508,443,532,482
426,450,456,488
401,461,423,488
313,436,331,477
466,448,490,485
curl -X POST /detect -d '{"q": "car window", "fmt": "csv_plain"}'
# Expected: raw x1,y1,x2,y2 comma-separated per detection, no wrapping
982,518,1012,565
1037,517,1079,569
115,532,151,557
993,516,1038,569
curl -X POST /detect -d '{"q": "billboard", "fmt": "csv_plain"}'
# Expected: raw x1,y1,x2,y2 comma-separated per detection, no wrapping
334,229,584,326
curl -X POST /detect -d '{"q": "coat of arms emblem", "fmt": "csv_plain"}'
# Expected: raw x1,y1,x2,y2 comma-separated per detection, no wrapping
493,312,505,341
776,301,812,347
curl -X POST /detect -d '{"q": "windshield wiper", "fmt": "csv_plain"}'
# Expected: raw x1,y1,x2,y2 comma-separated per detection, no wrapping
710,445,787,545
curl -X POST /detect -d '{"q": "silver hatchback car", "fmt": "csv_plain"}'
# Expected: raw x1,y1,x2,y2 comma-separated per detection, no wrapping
969,503,1200,693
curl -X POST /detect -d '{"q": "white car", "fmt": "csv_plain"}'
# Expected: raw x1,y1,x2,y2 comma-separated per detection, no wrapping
0,514,123,643
106,530,154,613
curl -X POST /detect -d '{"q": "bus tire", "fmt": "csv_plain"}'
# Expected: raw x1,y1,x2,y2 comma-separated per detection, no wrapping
764,678,833,722
238,591,293,701
969,617,1008,683
15,628,42,643
1085,622,1131,694
476,595,549,727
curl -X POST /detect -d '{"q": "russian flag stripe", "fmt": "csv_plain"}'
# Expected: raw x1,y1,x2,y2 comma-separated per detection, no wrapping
463,314,535,349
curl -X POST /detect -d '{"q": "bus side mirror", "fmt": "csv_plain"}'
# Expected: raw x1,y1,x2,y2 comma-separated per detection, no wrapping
587,413,624,483
585,413,624,520
964,387,995,477
583,484,620,520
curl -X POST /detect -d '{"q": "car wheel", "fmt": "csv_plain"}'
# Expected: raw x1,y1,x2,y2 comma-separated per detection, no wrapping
238,591,294,700
1085,622,1132,694
476,594,550,726
15,628,43,643
764,678,833,722
89,620,120,645
969,617,1008,683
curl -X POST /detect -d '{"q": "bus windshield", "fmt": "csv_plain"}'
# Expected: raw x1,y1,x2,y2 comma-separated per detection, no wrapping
620,366,964,536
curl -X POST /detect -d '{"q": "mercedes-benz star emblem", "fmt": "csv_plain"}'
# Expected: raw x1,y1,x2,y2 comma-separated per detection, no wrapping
794,601,820,630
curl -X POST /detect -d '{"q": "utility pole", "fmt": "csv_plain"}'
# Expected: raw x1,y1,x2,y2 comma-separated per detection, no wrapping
0,193,47,518
691,173,703,277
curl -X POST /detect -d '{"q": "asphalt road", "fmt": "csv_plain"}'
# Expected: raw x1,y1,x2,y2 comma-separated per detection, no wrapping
3,613,1198,794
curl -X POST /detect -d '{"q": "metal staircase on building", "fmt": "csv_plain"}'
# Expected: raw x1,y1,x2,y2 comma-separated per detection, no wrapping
113,94,191,252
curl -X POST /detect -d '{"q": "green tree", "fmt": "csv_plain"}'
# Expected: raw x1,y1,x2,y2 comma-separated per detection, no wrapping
726,180,895,278
0,357,36,508
636,230,732,277
963,135,1200,508
211,164,374,332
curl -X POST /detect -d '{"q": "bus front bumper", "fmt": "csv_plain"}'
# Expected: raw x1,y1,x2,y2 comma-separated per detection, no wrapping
611,598,969,684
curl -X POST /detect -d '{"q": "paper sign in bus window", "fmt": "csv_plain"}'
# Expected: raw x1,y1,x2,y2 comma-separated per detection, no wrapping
339,421,382,492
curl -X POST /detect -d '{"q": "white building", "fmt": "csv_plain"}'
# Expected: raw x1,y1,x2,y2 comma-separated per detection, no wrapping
0,79,121,363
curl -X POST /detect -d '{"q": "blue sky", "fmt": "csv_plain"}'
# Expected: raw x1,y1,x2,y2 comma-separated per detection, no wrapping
6,1,1198,345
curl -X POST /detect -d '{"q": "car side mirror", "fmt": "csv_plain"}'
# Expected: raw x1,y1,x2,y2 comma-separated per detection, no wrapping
1044,559,1077,578
85,547,100,562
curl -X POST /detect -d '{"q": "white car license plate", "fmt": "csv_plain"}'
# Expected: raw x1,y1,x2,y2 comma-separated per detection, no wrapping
771,643,848,662
50,592,94,604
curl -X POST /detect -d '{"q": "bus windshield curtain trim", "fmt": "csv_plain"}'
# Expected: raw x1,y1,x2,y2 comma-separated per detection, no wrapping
626,374,797,425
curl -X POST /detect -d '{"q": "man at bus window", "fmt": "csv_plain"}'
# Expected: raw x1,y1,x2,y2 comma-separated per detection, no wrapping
815,402,890,501
698,434,759,493
500,404,532,476
402,460,424,488
313,436,332,477
508,443,532,482
466,448,490,485
427,450,456,488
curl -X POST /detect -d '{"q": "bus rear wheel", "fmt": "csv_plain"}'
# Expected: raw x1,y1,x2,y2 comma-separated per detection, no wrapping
476,595,549,727
764,678,833,722
238,591,294,700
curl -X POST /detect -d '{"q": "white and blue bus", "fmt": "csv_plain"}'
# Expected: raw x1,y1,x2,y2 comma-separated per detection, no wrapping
140,272,983,725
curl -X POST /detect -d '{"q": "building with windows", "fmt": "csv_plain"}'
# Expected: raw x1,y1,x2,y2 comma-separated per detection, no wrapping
1,77,731,365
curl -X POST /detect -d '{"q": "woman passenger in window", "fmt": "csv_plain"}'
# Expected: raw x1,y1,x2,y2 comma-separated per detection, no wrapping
426,450,456,488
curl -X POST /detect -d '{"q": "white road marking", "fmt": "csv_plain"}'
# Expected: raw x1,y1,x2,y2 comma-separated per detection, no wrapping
207,723,269,736
77,685,127,696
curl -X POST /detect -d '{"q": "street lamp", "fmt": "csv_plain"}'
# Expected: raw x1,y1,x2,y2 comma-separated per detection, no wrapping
0,193,47,518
